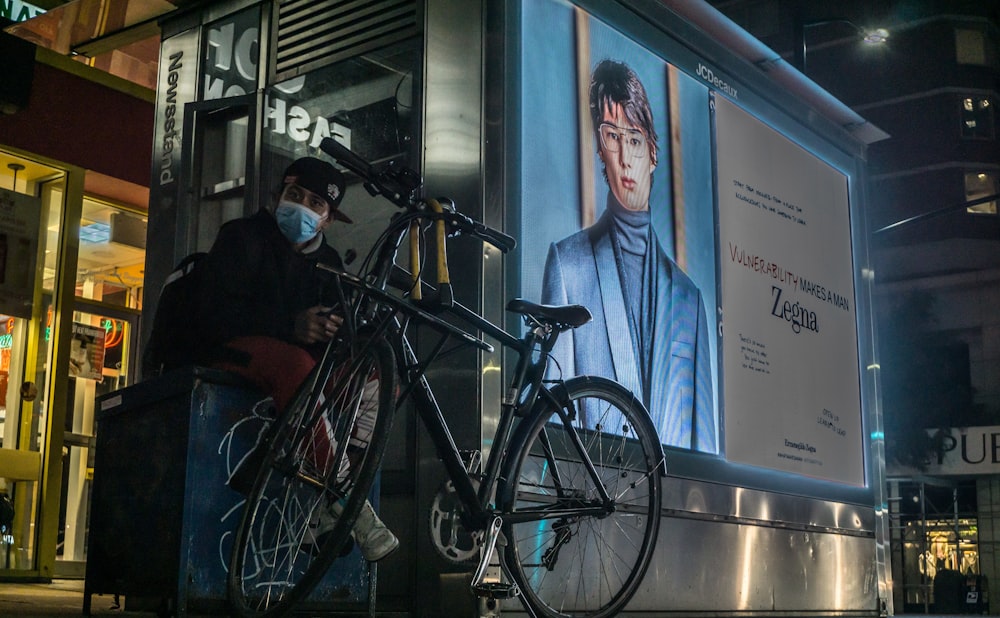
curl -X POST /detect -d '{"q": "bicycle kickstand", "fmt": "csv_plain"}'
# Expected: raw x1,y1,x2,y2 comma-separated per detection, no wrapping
470,516,521,603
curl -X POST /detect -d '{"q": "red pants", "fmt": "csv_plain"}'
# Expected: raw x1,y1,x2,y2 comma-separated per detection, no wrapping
213,336,317,413
214,336,359,477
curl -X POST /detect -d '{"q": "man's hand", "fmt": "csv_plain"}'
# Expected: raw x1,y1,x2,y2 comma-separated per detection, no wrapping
294,306,343,344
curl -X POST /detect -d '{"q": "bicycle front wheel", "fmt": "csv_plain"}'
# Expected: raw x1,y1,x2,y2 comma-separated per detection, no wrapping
500,376,664,618
228,335,396,617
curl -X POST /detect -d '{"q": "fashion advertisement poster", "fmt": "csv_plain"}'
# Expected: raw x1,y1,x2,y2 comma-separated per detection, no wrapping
519,0,865,485
519,1,718,454
715,96,863,486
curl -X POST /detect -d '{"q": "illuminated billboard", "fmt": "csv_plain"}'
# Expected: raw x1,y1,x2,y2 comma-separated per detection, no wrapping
714,96,863,485
518,0,865,486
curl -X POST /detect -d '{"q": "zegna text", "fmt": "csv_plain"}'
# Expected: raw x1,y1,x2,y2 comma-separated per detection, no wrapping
771,285,818,334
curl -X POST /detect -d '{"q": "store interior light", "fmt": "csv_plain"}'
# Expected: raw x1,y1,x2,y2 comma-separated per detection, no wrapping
79,222,110,243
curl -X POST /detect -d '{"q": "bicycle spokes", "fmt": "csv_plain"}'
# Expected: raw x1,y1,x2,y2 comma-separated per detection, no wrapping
503,379,662,618
228,337,397,617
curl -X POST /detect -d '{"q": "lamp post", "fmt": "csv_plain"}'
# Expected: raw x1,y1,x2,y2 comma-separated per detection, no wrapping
793,18,889,73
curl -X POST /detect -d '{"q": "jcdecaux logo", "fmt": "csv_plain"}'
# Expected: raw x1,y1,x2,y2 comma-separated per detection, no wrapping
697,63,738,99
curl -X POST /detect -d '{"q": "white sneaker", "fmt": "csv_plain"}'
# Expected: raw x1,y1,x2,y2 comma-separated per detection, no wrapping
345,499,399,562
304,498,398,561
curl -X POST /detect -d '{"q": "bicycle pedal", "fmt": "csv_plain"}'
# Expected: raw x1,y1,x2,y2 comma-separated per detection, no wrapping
472,581,520,600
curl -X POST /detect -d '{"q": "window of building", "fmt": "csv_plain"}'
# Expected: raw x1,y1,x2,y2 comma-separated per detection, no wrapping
965,171,998,214
960,97,994,139
955,27,997,67
894,480,980,613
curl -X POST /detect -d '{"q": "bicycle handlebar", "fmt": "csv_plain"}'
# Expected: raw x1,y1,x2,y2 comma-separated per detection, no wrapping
320,137,516,254
320,137,421,208
450,211,517,253
320,136,372,179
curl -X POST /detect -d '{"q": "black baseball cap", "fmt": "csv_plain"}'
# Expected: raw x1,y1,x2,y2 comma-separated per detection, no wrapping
282,157,352,223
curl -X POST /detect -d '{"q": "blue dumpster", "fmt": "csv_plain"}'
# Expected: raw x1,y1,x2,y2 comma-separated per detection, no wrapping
84,367,372,616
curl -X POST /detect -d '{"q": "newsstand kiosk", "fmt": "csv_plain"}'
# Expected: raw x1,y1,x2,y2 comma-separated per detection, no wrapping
88,1,891,616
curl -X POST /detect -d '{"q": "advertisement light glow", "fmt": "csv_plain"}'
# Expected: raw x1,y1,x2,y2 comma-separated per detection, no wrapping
519,0,867,488
714,95,864,486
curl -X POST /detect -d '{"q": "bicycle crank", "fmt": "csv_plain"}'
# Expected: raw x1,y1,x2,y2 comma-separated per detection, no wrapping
471,516,520,600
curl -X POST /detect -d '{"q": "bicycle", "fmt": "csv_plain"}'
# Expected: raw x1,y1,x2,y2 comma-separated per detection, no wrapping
226,137,667,618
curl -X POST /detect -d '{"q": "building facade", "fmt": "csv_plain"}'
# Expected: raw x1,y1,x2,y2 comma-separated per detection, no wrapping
0,3,155,580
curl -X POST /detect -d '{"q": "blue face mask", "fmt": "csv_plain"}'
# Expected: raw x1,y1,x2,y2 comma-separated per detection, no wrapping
275,200,325,244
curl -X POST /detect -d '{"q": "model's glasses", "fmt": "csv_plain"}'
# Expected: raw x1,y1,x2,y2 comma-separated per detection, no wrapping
599,123,647,158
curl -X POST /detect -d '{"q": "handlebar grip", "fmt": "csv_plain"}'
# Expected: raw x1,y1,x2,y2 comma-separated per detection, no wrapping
319,137,372,180
475,222,517,253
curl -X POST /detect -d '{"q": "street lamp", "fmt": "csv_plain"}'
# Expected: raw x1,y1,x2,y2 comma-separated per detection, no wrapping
794,19,889,73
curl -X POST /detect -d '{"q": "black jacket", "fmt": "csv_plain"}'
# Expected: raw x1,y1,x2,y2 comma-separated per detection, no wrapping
195,209,344,362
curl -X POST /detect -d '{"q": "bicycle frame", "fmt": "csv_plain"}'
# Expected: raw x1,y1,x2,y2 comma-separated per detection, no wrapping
397,297,549,530
321,255,560,532
312,170,602,536
229,140,663,618
315,134,663,530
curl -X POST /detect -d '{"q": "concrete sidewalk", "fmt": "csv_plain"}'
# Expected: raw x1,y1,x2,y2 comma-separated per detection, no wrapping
2,580,116,616
0,579,184,617
0,579,984,617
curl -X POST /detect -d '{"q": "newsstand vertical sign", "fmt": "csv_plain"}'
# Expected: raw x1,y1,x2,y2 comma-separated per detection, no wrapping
150,28,198,232
142,28,199,347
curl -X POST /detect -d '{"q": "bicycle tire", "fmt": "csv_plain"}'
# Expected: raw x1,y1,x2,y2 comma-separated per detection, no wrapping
227,335,396,617
499,376,664,618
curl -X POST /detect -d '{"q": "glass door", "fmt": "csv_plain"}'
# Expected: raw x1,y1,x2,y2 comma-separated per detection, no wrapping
0,148,146,579
54,196,145,576
0,150,69,575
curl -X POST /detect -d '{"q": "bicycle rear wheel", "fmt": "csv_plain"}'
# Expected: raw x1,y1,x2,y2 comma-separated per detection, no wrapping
500,376,663,618
227,335,396,617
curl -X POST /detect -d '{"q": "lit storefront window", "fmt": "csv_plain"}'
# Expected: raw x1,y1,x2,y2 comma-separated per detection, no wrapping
965,171,998,214
76,198,146,310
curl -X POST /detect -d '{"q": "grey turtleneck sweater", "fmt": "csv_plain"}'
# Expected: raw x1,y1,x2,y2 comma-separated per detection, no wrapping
608,193,656,407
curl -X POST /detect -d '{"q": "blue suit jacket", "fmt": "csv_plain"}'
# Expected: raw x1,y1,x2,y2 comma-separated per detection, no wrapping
541,211,716,452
